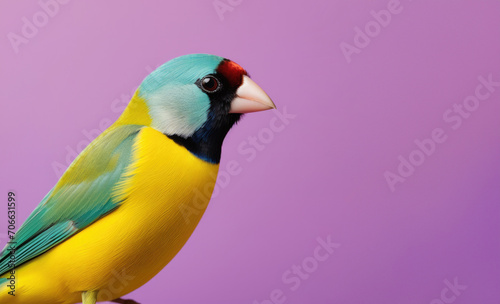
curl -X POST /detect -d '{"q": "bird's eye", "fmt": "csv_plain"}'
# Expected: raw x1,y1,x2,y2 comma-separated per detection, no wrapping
201,75,220,93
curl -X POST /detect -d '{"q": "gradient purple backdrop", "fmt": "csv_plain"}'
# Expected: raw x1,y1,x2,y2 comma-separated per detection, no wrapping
1,1,499,303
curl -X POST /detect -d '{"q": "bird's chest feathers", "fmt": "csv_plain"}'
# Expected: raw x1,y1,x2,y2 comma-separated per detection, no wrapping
113,127,219,247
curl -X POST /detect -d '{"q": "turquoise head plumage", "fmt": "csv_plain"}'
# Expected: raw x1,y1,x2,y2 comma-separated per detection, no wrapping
138,54,275,163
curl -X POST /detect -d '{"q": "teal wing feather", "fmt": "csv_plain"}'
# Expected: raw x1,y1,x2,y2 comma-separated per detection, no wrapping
0,124,142,275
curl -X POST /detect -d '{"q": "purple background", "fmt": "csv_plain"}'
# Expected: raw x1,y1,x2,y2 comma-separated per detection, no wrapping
1,1,500,303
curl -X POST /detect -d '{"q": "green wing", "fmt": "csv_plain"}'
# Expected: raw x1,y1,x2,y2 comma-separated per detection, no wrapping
0,124,142,275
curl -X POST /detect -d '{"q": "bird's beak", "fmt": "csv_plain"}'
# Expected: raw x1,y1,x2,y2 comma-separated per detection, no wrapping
229,75,276,113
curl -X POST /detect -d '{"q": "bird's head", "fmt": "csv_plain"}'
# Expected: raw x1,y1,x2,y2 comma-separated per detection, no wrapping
128,54,275,163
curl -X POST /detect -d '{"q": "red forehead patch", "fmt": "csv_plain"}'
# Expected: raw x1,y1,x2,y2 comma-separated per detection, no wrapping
216,59,247,87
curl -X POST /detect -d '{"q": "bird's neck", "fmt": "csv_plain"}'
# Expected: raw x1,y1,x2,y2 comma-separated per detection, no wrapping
167,122,229,164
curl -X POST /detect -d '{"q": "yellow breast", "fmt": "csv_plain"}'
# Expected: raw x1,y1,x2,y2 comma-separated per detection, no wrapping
1,127,219,304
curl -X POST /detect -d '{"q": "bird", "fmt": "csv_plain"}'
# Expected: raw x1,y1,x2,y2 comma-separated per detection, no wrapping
0,53,275,304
